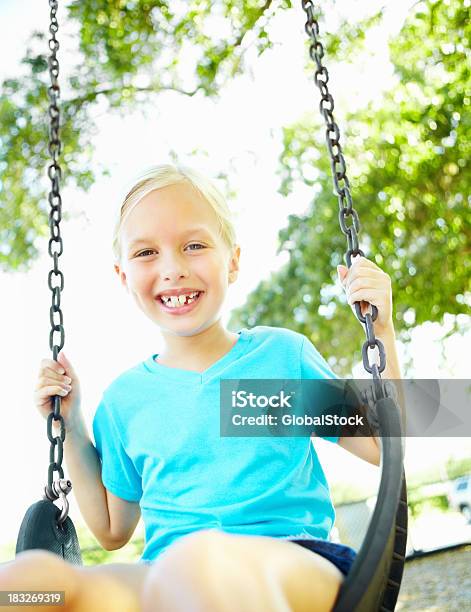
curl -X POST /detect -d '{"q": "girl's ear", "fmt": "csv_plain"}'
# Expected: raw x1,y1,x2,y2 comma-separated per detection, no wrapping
114,263,129,291
228,245,241,283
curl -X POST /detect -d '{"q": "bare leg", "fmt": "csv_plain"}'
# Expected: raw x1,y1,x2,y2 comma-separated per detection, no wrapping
1,531,344,612
0,550,143,612
142,530,344,612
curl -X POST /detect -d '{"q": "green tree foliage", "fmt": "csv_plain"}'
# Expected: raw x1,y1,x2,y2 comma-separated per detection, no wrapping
228,0,470,374
445,455,471,481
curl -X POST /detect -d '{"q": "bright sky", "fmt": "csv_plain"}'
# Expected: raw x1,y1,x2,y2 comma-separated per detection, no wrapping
1,0,470,555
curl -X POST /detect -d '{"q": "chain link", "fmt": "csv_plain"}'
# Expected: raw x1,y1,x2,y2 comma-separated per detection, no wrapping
301,1,390,397
44,0,70,523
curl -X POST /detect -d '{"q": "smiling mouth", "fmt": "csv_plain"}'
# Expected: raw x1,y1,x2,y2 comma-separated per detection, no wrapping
157,291,204,312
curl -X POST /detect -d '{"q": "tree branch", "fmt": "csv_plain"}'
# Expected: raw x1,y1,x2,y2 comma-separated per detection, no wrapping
63,82,200,111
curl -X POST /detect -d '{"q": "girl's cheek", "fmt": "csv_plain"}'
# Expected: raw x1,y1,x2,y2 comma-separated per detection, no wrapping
127,267,151,287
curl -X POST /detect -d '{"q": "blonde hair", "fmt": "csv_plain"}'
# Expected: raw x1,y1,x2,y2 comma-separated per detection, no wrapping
112,164,237,263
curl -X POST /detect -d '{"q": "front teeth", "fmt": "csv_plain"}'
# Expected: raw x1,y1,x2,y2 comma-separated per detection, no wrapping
161,291,200,308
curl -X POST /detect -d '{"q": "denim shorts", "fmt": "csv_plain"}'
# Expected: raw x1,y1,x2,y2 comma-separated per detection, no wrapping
141,538,356,577
287,538,356,577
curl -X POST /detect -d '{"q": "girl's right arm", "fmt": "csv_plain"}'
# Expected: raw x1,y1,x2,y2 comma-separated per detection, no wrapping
34,353,137,550
63,419,140,550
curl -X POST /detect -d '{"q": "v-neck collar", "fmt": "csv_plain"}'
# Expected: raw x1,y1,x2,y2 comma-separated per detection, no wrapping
143,328,252,384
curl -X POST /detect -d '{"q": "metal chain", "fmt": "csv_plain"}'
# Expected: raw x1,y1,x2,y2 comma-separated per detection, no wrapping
45,0,71,525
301,1,389,402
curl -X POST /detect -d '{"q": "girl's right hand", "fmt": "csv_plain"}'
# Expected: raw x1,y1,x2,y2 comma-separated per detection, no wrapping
34,351,82,432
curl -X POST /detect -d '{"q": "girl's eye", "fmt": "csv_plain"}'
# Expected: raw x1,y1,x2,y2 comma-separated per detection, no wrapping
135,244,205,257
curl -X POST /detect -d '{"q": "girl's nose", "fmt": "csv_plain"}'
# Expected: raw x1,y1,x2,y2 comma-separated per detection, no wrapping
163,270,188,282
160,254,190,281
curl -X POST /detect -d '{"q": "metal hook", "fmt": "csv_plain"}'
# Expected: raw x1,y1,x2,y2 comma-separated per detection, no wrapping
43,478,72,526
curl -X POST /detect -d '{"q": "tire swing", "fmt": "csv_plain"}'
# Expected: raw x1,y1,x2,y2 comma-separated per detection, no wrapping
15,0,82,565
300,3,408,610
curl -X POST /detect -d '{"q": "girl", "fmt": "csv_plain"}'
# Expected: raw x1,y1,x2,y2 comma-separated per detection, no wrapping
1,164,402,611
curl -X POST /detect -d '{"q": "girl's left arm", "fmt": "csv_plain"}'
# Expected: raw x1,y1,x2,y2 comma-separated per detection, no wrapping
336,258,405,466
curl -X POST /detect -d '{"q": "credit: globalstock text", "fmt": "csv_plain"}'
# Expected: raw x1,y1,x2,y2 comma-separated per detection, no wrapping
231,413,365,427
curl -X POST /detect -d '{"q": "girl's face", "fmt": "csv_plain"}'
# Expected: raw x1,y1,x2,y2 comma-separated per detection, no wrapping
115,182,240,337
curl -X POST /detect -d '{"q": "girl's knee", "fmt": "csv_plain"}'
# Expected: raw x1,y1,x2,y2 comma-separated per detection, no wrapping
8,549,72,574
0,550,79,594
142,530,230,611
146,529,230,591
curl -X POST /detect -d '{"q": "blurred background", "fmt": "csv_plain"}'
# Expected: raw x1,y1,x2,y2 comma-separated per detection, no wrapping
0,1,470,609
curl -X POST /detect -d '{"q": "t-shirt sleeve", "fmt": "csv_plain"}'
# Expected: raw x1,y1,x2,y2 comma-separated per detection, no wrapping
92,396,143,502
300,336,340,444
300,336,338,380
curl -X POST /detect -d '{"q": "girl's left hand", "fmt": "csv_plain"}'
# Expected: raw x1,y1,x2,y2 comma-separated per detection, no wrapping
337,257,393,332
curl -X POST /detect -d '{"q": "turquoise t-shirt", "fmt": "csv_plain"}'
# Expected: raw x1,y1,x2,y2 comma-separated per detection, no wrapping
92,325,340,562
